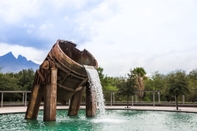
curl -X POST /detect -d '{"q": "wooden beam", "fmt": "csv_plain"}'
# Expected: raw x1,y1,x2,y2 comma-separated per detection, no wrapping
25,84,44,119
68,87,84,116
44,68,57,121
86,82,97,117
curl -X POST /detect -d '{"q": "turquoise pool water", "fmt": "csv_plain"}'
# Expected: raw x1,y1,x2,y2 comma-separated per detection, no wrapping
0,110,196,131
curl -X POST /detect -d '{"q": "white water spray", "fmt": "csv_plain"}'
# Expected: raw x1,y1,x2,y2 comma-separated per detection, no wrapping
84,65,105,115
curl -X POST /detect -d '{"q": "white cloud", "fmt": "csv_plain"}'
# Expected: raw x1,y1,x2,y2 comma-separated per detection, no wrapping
48,0,88,10
78,0,197,76
39,23,53,30
27,30,32,34
0,0,197,76
0,0,42,24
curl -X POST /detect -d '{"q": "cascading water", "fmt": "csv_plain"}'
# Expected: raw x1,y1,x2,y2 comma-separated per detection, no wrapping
84,65,105,115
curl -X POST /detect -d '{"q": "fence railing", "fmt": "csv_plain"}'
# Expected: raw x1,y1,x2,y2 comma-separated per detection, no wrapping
0,91,31,107
104,90,162,107
0,90,192,108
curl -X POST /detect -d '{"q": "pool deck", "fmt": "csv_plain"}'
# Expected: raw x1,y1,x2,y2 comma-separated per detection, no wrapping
0,106,196,114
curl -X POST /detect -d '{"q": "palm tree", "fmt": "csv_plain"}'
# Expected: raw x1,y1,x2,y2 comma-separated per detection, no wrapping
133,67,146,101
165,70,190,110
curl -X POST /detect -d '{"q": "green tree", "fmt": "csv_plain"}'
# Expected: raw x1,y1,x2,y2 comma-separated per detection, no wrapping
0,73,18,90
165,70,190,110
145,71,165,90
144,71,167,102
96,67,117,91
185,69,197,102
133,67,146,101
188,69,197,89
16,69,35,90
97,67,104,81
0,72,19,101
96,67,118,102
116,69,137,108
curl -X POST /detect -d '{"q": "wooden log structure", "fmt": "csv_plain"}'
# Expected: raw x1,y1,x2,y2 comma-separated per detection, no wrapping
25,40,98,121
86,82,97,117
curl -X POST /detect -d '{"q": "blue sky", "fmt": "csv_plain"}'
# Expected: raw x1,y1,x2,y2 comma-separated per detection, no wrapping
0,0,197,76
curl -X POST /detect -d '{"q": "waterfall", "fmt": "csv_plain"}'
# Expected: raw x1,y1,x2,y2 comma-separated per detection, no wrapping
84,65,105,115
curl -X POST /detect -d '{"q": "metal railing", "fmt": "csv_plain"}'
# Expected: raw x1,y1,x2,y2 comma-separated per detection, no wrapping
0,91,31,107
103,90,162,107
103,90,192,108
0,90,191,108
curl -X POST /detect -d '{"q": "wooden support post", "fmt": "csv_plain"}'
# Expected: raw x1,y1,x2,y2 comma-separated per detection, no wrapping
44,68,57,121
86,82,97,117
68,87,84,116
25,84,44,119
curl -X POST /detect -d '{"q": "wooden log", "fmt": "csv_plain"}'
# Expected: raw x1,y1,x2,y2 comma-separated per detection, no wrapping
68,87,84,116
86,82,97,117
44,67,57,121
25,84,44,119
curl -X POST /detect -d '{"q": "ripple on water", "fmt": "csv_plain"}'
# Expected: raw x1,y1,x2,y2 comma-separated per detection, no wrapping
0,110,197,131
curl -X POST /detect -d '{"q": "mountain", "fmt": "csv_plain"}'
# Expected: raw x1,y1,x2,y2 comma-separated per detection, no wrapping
0,52,39,73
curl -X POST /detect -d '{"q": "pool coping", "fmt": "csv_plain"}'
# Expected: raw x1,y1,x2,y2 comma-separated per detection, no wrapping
0,106,197,114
